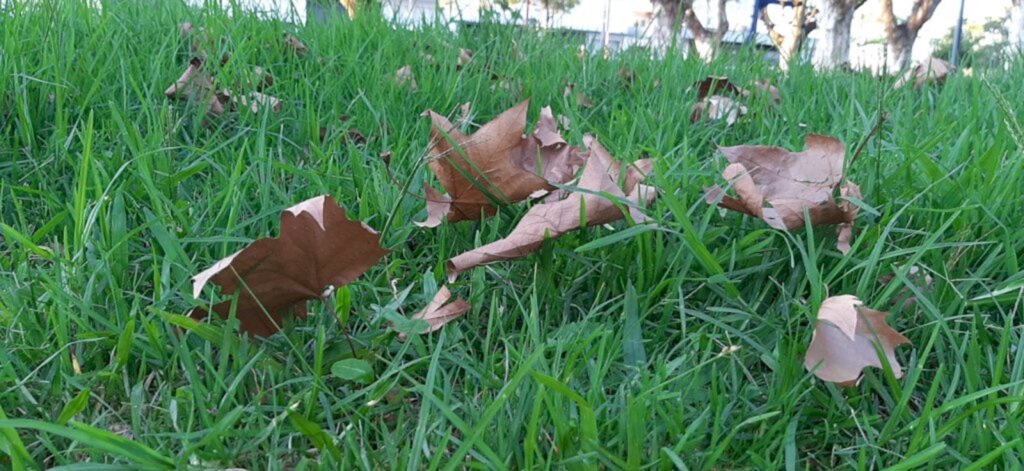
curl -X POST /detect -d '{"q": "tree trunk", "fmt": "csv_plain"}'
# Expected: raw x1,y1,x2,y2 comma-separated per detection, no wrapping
880,0,943,71
1012,0,1024,52
308,0,350,22
886,25,915,71
653,1,684,52
812,0,856,69
651,0,728,61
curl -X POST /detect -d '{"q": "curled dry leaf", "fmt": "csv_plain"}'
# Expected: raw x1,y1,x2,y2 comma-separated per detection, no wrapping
690,96,748,126
704,134,861,254
895,57,951,89
395,65,418,91
165,57,229,116
692,76,743,99
405,286,471,336
805,295,911,386
284,33,308,57
690,76,778,126
418,101,580,227
190,195,389,337
447,136,656,281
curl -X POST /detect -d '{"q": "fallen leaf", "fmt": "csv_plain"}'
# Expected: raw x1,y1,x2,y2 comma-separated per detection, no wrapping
417,101,576,227
690,95,748,126
879,265,934,309
704,134,861,254
454,102,472,126
692,76,743,99
747,79,782,103
284,33,308,57
563,83,593,108
190,195,389,337
395,65,417,91
456,48,473,70
514,106,584,186
618,65,636,88
164,57,229,116
247,66,274,90
895,57,951,89
804,295,911,386
406,286,471,335
233,91,281,114
447,136,656,280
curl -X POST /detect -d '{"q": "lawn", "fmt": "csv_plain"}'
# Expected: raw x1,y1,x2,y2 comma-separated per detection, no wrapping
2,0,1024,469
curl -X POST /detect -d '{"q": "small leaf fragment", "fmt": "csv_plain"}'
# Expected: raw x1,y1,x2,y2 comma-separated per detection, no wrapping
406,286,471,335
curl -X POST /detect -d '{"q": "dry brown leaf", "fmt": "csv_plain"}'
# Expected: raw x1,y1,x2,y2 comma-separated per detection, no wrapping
164,57,229,116
804,295,911,386
879,265,934,309
563,83,593,108
190,195,389,337
747,79,782,103
895,57,951,89
693,76,744,100
233,91,281,114
704,134,861,254
247,66,273,90
690,96,748,126
395,65,418,91
284,34,308,57
417,101,578,227
514,106,584,186
447,136,656,280
456,48,474,70
454,102,472,126
407,286,471,335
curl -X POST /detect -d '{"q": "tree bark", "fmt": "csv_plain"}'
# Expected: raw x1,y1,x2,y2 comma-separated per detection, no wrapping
812,0,860,69
760,3,815,71
880,0,943,70
652,0,729,61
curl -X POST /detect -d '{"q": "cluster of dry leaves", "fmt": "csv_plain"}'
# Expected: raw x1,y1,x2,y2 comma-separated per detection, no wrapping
180,40,949,388
165,23,296,117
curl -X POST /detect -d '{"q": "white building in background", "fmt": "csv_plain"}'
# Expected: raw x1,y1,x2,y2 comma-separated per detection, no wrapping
186,0,1013,69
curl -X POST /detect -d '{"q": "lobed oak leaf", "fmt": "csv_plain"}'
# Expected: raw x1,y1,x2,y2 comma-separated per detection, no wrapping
405,286,471,336
704,134,861,254
190,195,389,337
447,136,656,280
417,101,578,227
804,295,912,386
895,57,951,89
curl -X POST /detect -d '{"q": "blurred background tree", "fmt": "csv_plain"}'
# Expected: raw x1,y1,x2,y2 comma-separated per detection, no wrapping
932,16,1010,70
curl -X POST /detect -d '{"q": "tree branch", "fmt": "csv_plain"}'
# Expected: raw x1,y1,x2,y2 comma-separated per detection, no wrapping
759,7,785,49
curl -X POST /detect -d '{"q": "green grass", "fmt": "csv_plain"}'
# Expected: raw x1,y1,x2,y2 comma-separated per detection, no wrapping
3,0,1024,469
